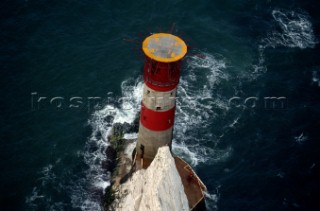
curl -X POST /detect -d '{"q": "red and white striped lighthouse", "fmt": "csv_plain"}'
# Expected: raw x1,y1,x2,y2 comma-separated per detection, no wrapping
136,33,187,162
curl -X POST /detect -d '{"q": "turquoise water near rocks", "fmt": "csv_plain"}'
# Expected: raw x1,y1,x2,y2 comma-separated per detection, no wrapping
1,0,320,210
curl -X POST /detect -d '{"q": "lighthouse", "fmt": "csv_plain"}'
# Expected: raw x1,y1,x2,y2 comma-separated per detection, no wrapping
135,33,187,164
120,33,207,210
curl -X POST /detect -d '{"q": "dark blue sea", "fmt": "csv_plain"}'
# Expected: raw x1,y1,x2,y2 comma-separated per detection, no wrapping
1,0,320,210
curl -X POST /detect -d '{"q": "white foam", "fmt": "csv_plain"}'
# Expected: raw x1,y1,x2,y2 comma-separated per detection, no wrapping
172,141,203,166
175,53,228,132
204,191,219,211
264,10,318,49
93,180,111,190
38,164,56,186
187,52,228,89
25,187,45,207
123,132,138,140
251,45,268,77
294,132,308,144
171,52,232,167
172,140,233,167
25,164,63,210
228,116,240,128
70,78,143,210
312,70,320,87
253,9,318,78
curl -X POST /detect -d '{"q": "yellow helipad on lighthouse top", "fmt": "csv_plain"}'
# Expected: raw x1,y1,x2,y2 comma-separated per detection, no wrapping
142,33,187,63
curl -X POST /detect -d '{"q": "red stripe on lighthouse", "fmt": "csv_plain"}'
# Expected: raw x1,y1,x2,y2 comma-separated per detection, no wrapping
143,57,181,92
140,103,175,131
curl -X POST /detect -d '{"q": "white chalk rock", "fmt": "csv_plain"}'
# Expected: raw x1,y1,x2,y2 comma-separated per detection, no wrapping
117,146,189,211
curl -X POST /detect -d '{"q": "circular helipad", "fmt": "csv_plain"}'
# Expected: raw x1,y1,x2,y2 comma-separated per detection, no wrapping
142,33,187,63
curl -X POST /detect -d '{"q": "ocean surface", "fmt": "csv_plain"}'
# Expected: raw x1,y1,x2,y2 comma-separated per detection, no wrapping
1,0,320,210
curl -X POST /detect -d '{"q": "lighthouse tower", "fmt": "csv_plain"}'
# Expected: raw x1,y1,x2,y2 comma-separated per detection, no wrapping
136,33,187,163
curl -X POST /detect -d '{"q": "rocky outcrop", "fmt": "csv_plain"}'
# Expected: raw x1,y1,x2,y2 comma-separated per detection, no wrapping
115,147,189,211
